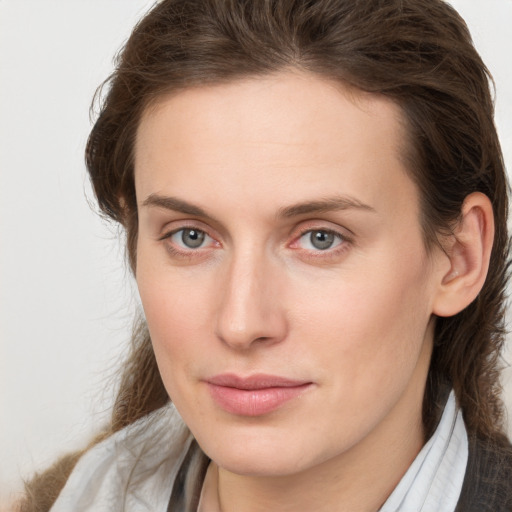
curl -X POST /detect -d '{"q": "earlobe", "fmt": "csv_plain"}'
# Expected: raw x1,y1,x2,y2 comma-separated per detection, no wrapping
432,192,494,318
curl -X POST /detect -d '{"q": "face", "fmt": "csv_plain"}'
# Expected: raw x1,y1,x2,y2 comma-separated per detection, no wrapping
134,72,445,477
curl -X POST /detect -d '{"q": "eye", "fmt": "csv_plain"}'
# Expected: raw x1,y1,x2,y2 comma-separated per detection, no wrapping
297,229,344,251
169,228,211,249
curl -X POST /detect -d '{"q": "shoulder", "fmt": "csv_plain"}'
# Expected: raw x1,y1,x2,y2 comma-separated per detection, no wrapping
49,403,193,512
456,434,512,512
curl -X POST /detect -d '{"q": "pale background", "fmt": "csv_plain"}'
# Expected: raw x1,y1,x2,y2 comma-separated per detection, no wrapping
1,0,511,503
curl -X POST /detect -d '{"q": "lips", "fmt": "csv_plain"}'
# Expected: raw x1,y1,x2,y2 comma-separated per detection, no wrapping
206,373,313,416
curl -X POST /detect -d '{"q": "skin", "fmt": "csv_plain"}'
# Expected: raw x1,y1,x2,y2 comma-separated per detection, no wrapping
134,71,454,511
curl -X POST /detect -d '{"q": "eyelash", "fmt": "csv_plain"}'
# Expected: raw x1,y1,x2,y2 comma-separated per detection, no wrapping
158,225,351,260
290,227,351,260
159,226,219,258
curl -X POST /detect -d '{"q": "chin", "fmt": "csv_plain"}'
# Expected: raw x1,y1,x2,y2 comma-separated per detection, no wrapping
195,425,332,478
213,449,310,477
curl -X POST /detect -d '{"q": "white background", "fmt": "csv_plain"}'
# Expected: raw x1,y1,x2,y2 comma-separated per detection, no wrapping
1,0,511,503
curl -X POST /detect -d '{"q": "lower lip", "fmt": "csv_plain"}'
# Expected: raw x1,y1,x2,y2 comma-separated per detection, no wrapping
207,383,312,416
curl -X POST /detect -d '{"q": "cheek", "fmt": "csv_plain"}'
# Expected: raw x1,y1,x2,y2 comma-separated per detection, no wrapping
136,242,214,333
290,251,434,383
135,251,224,401
136,258,195,364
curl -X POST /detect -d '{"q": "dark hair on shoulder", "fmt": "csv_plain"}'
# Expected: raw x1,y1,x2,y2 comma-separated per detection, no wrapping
20,1,510,509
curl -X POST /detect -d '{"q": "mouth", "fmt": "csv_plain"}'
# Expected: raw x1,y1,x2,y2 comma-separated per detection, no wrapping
205,373,313,416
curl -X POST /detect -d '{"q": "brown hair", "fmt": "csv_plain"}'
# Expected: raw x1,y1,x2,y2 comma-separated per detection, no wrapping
20,0,510,509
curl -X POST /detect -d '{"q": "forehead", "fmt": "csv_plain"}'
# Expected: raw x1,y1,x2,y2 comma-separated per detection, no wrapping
136,71,406,156
134,71,416,219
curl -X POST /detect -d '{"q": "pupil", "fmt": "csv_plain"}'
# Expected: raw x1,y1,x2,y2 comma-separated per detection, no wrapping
311,231,334,250
182,229,205,248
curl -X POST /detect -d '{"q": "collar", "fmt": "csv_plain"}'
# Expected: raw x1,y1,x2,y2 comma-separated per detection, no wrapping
379,390,468,512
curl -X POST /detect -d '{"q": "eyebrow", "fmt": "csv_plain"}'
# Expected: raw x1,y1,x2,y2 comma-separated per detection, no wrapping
141,193,376,219
142,194,210,217
277,196,376,218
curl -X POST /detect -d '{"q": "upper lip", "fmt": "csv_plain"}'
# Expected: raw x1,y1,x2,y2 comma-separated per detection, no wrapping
206,373,311,390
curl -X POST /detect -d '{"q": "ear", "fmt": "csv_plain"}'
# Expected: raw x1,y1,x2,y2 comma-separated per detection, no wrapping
432,192,494,318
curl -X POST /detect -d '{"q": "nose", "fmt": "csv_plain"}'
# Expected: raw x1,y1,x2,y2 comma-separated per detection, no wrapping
214,249,288,351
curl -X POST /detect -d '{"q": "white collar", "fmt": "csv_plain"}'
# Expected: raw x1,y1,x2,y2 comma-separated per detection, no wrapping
379,390,468,512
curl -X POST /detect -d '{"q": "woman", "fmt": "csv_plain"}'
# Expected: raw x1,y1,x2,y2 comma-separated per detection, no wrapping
20,0,512,510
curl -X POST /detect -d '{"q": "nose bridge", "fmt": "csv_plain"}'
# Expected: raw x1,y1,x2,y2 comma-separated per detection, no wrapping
215,244,286,350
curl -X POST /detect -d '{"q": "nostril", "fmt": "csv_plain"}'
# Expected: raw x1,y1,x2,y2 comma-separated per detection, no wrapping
254,336,272,343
